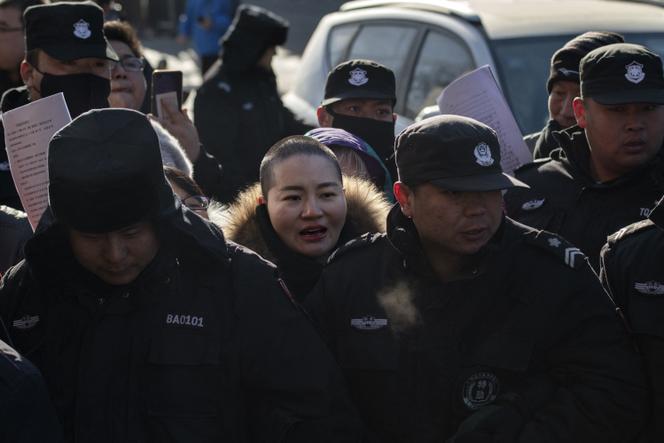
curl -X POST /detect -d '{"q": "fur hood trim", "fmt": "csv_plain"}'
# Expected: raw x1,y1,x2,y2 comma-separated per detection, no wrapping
219,175,391,262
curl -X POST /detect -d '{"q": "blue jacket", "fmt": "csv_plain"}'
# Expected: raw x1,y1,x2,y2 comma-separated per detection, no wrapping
178,0,236,57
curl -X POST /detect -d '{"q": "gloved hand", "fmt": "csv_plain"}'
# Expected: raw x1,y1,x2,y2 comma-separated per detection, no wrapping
447,404,524,443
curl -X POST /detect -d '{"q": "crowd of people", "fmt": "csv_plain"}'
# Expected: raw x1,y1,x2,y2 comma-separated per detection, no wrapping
0,0,662,442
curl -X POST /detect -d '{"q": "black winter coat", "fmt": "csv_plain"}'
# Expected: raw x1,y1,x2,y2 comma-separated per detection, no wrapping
193,65,311,203
0,337,62,443
524,119,563,160
504,126,664,269
0,207,361,443
305,206,647,443
600,197,664,443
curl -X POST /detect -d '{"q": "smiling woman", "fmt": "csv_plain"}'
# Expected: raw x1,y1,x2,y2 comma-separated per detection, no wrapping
221,135,390,301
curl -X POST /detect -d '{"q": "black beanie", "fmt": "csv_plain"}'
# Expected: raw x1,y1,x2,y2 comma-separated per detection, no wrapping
547,31,624,92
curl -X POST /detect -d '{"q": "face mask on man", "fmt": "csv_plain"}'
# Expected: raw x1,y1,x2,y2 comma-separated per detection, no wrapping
36,71,110,118
327,108,396,164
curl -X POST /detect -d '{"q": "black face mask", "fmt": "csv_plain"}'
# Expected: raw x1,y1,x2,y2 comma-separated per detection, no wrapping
38,72,110,118
328,109,396,165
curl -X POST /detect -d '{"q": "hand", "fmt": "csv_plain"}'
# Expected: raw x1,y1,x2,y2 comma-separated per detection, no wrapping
149,101,201,163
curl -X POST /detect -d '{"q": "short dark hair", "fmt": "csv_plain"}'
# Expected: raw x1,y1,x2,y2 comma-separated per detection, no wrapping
0,0,46,24
259,135,342,197
103,20,142,57
163,166,204,198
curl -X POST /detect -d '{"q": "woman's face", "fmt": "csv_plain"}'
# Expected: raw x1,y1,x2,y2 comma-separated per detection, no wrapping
265,154,347,258
169,180,209,220
108,40,146,110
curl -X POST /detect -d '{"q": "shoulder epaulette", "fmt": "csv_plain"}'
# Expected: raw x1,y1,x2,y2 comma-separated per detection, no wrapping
327,232,383,264
525,230,587,270
606,219,656,245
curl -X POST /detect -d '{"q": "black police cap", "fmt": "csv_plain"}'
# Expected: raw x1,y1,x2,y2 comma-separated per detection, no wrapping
395,115,528,192
222,4,289,50
24,1,118,62
580,43,664,105
322,59,396,107
48,109,178,233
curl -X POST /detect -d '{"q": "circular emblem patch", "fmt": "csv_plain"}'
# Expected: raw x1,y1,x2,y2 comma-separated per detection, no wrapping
473,142,494,167
73,19,92,39
348,68,369,86
462,371,499,410
625,61,645,84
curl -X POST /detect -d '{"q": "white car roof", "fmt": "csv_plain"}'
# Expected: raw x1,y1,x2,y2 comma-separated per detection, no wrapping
341,0,664,39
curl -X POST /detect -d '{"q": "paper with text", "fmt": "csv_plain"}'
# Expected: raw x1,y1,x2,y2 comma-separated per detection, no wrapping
437,65,532,174
2,93,71,230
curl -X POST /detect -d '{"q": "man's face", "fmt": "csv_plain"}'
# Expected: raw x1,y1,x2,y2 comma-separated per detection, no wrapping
548,80,579,128
573,97,664,181
0,6,24,71
21,50,113,100
69,221,160,286
317,98,395,126
395,182,503,259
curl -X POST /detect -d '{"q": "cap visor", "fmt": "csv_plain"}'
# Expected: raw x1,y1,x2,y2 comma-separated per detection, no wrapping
589,88,664,105
321,90,396,107
430,172,529,192
41,41,119,62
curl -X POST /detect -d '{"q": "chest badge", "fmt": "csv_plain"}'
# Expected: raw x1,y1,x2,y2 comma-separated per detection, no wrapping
522,198,545,211
73,19,92,39
462,371,500,410
12,315,40,330
350,316,388,331
634,281,664,295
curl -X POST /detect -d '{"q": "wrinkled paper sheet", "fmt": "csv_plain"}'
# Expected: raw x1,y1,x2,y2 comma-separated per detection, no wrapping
2,93,71,230
437,65,531,175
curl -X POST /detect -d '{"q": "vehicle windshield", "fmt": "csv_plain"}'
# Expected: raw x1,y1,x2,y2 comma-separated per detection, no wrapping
491,33,664,135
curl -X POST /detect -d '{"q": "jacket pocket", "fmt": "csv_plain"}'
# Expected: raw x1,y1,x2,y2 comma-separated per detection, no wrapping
144,329,223,418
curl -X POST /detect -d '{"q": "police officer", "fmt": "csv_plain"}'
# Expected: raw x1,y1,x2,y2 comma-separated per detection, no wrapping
0,1,118,210
600,195,664,443
0,334,62,442
505,43,664,269
0,109,362,443
193,5,311,204
305,115,646,443
317,59,398,183
523,31,623,158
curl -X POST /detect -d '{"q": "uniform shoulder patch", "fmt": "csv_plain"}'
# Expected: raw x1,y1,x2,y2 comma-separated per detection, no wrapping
606,219,655,245
327,232,384,264
525,230,586,270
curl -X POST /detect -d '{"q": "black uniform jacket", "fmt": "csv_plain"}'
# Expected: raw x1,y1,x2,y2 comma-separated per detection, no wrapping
305,205,647,443
526,119,564,160
0,338,62,443
505,126,664,269
600,197,664,443
0,206,361,443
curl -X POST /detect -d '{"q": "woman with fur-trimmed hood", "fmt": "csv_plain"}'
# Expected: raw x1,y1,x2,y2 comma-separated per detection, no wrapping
221,136,390,302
